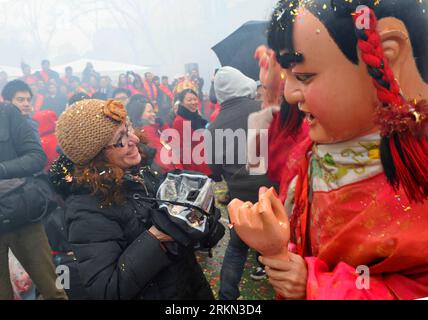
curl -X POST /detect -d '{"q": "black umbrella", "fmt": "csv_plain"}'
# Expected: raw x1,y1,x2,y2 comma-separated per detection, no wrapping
212,20,269,81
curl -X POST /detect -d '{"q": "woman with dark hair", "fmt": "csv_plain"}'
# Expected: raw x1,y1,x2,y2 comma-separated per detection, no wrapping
172,89,212,176
228,0,428,300
53,99,213,300
118,73,128,89
127,95,176,173
128,72,146,96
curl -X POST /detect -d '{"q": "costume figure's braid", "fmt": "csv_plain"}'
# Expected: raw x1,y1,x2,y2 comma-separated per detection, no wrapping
352,7,428,203
354,9,401,107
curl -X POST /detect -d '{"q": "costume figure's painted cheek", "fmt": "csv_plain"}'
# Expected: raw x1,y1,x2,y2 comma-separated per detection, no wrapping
301,86,332,130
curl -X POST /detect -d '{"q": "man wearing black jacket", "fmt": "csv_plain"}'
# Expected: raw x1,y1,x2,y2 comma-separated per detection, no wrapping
0,103,67,300
207,67,261,184
34,60,60,84
41,82,68,117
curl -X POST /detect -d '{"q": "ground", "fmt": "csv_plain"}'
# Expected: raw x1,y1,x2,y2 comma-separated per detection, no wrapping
196,204,275,300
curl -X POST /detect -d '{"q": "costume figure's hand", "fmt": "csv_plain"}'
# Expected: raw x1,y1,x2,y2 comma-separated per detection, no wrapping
254,45,284,108
228,187,290,261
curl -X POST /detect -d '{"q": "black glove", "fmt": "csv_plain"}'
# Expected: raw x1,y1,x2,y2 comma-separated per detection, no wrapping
150,208,193,248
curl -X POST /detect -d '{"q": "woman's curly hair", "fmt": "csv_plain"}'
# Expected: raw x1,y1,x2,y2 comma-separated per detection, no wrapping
74,152,126,207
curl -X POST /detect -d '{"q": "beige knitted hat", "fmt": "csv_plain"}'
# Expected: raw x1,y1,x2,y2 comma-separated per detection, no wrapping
56,99,127,165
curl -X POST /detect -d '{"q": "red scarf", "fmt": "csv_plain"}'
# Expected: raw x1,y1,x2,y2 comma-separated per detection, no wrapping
40,70,49,83
34,94,44,113
62,76,70,85
159,84,174,101
143,80,158,100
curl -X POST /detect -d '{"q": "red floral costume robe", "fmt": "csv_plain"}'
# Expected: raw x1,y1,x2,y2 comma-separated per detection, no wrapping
285,134,428,300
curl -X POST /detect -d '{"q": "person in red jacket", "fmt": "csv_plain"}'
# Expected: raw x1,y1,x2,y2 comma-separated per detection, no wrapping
127,95,176,173
32,110,59,172
143,72,158,103
172,89,211,176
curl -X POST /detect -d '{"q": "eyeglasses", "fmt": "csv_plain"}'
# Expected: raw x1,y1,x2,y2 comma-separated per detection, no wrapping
105,125,135,149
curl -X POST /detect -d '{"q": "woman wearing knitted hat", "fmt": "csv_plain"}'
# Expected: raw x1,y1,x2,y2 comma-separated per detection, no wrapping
54,99,213,300
228,0,428,300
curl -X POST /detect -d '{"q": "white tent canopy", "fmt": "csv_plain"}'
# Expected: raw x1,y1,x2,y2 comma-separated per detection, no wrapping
52,59,150,78
0,65,22,78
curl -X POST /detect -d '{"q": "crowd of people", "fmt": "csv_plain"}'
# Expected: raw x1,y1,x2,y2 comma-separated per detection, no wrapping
0,59,223,172
0,60,209,119
0,54,268,300
1,0,428,301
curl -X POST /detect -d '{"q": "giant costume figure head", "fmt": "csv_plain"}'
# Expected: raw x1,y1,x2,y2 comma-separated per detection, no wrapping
269,0,428,202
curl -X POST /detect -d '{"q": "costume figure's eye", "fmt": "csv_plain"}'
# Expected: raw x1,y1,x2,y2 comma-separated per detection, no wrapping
294,73,316,83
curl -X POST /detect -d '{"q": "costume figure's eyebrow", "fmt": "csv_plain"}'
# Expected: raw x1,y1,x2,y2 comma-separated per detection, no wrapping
277,51,304,69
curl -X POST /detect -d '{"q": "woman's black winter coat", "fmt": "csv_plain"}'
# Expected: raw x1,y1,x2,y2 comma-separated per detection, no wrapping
62,167,213,300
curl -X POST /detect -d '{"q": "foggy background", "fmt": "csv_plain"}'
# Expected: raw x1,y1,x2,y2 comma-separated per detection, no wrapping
0,0,278,90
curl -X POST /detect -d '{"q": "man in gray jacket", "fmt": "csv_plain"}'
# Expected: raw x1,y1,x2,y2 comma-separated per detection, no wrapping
206,67,276,299
207,66,260,184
